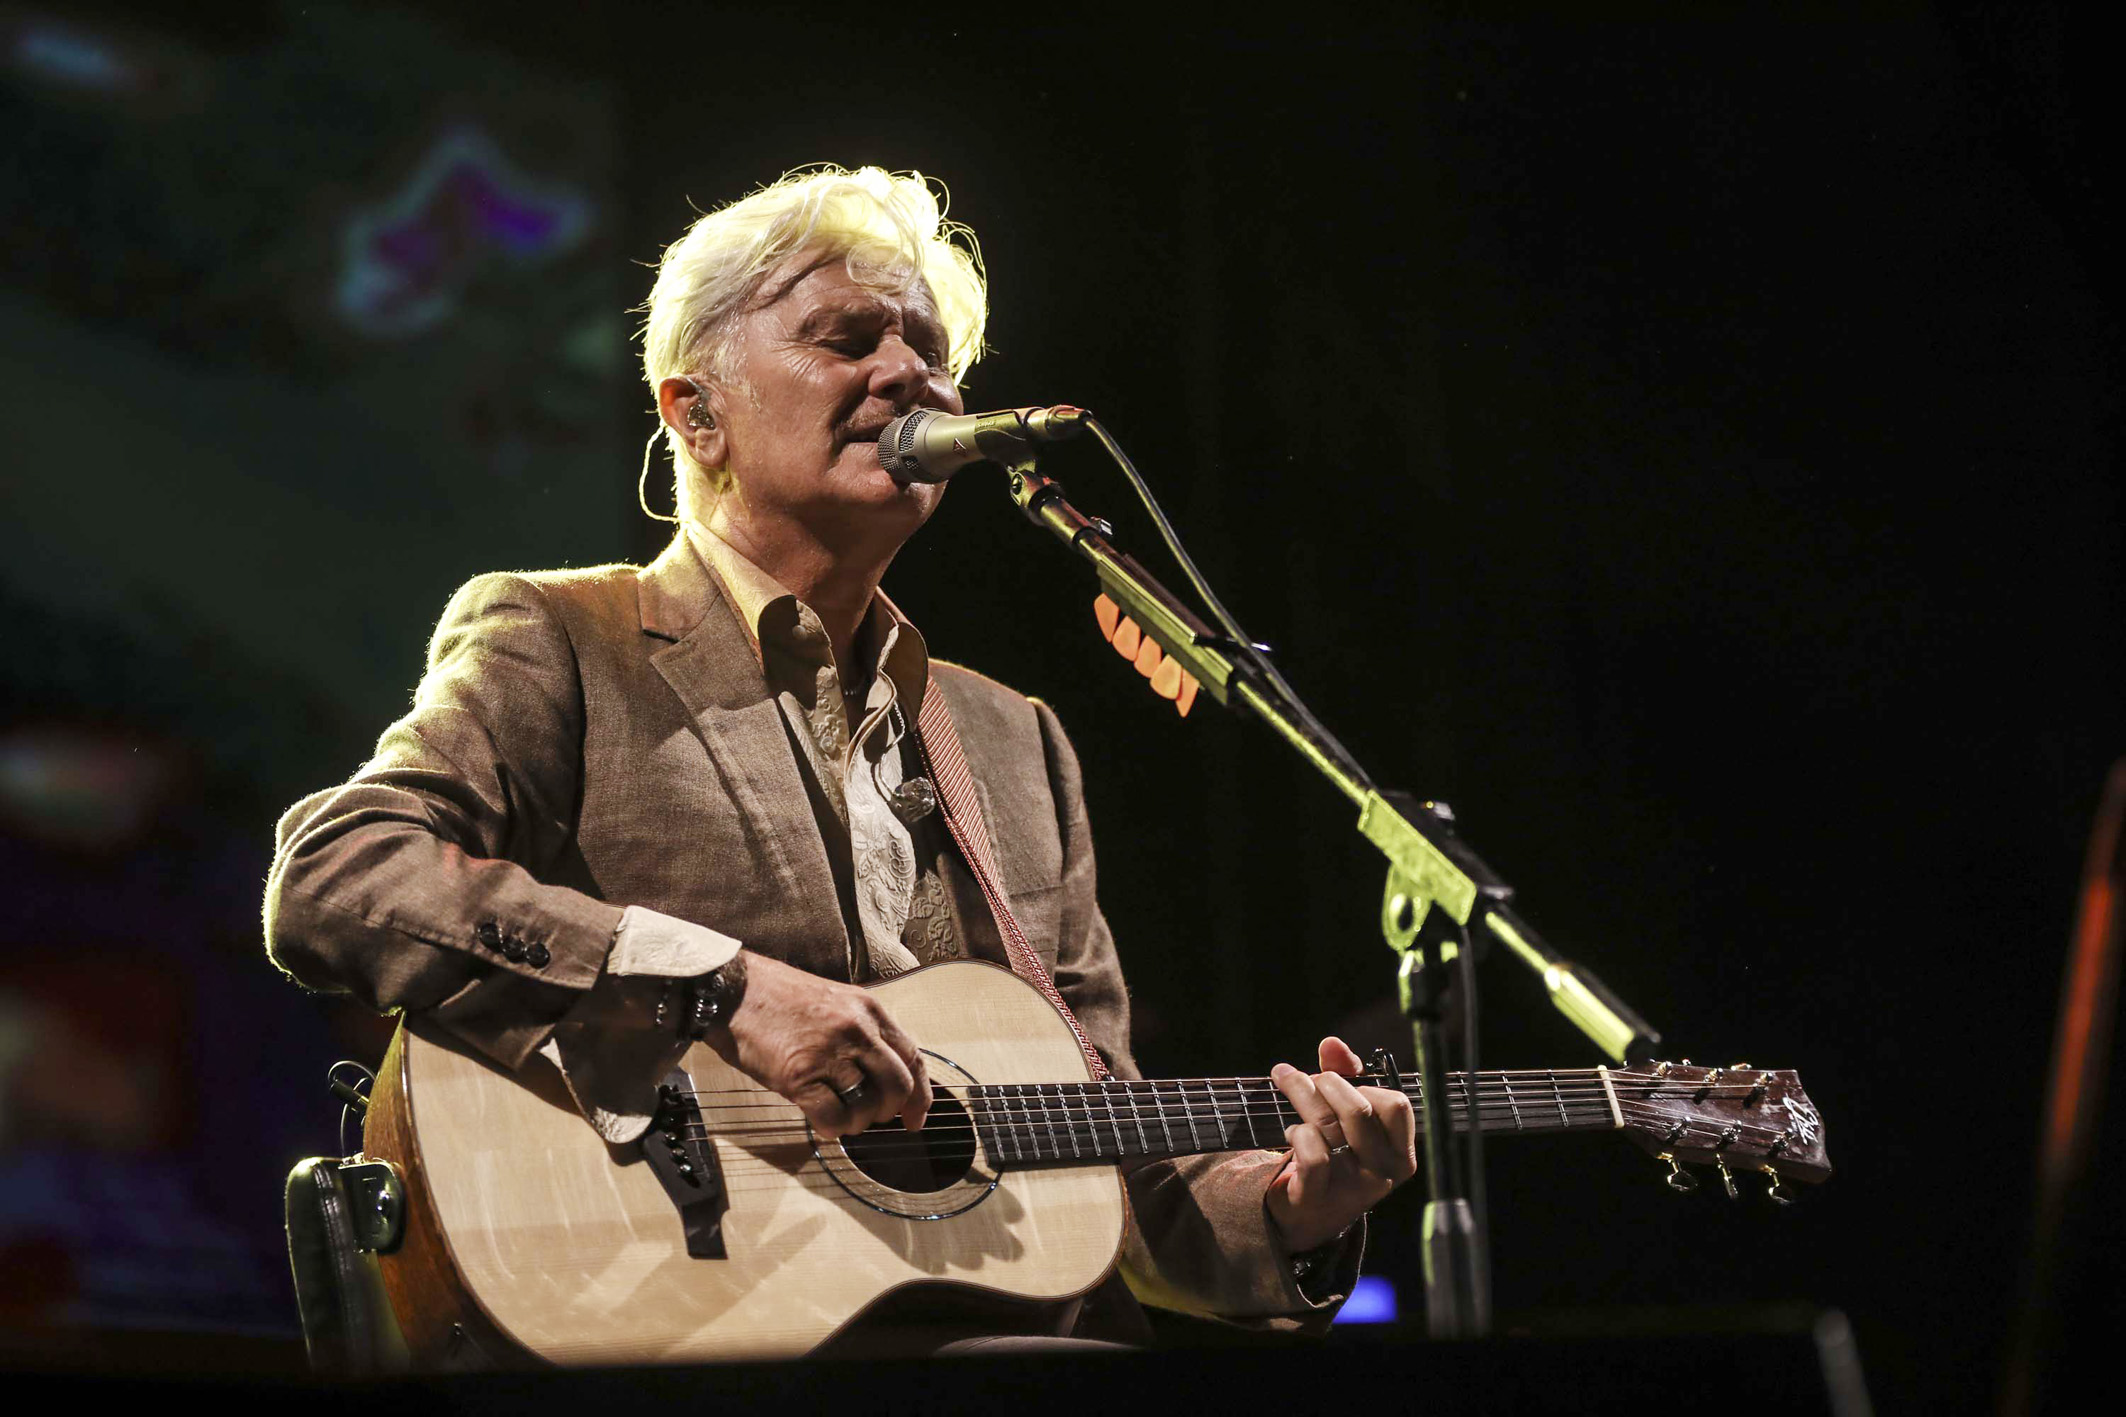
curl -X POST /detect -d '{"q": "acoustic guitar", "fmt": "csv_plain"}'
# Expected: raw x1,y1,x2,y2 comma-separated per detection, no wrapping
357,958,1830,1366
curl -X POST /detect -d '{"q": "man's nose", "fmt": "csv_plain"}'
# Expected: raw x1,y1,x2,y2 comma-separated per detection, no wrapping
869,333,932,404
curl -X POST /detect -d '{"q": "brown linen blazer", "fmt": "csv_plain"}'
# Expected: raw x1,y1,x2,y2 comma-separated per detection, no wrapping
266,532,1352,1332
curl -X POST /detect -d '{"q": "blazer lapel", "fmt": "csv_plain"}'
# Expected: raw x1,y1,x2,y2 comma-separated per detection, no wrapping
636,536,848,977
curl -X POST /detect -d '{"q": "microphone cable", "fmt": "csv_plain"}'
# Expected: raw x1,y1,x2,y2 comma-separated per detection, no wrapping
1078,415,1376,796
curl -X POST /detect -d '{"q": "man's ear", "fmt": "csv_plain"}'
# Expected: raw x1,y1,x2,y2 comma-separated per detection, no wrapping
656,374,728,472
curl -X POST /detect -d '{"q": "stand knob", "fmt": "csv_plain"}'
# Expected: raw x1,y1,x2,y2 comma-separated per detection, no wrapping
1661,1154,1698,1193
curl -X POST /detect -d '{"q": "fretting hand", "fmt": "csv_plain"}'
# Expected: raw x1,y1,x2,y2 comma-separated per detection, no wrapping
711,951,932,1139
1266,1036,1419,1252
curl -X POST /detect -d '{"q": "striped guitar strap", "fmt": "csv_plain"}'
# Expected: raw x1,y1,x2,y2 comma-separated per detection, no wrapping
912,681,1111,1082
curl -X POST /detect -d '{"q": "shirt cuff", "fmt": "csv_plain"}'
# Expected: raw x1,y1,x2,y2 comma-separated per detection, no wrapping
609,905,744,977
562,907,744,1030
1287,1222,1365,1308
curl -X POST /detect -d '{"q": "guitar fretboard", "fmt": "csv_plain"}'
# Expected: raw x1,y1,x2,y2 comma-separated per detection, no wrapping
964,1070,1620,1167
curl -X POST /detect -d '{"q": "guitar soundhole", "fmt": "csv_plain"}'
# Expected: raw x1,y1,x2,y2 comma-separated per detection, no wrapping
839,1092,978,1193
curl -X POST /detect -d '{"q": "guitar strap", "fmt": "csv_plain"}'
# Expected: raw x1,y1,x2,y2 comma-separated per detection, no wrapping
913,680,1111,1082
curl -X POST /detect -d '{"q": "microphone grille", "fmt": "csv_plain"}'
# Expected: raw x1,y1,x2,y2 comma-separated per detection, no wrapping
880,409,932,476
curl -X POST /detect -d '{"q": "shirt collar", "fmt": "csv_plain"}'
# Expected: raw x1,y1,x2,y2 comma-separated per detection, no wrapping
684,521,929,711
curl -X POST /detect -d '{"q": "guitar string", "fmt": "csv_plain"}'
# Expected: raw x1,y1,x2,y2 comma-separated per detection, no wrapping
666,1097,1625,1144
663,1086,1792,1134
667,1087,1794,1104
667,1067,1789,1097
667,1101,1786,1147
672,1130,1791,1189
663,1086,1730,1126
653,1080,1804,1157
668,1097,1626,1139
665,1102,1797,1161
660,1084,1795,1131
669,1078,1789,1105
666,1116,1801,1173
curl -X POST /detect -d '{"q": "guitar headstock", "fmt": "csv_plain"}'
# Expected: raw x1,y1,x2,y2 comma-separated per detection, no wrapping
1611,1062,1831,1202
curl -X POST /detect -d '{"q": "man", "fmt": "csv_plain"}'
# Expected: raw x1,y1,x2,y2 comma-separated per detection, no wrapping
266,165,1415,1355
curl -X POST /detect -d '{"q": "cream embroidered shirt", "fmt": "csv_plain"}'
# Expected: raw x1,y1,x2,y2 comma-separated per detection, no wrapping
545,523,957,1140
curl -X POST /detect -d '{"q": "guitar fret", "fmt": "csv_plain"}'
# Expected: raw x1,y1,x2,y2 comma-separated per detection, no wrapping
1005,1085,1030,1163
1244,1079,1275,1149
1155,1082,1178,1155
1181,1082,1206,1153
984,1087,1005,1162
1499,1073,1524,1131
1075,1082,1102,1157
1103,1082,1130,1158
1015,1088,1034,1162
1020,1085,1045,1162
1548,1069,1568,1128
1066,1084,1087,1160
976,1087,1000,1163
1456,1072,1476,1132
975,1090,1002,1164
1250,1087,1284,1155
1127,1083,1151,1154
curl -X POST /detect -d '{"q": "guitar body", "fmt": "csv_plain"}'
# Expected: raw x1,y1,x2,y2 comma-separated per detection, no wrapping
364,960,1126,1367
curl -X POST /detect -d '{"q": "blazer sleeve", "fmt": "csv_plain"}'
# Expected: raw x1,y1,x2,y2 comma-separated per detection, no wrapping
1030,701,1362,1329
265,572,626,1070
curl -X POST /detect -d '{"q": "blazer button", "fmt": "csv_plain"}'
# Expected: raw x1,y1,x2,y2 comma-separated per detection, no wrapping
526,942,551,969
501,936,529,963
475,920,502,948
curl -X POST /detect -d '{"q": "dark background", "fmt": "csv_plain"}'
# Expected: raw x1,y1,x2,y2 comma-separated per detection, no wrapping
2,3,2118,1408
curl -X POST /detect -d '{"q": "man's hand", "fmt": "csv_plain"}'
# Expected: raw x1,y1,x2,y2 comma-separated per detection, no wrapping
1266,1036,1418,1253
709,952,931,1139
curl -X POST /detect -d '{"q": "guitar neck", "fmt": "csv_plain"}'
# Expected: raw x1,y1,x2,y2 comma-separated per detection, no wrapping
964,1068,1623,1168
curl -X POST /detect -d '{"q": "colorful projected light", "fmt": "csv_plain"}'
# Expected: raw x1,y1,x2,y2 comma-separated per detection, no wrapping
336,126,593,337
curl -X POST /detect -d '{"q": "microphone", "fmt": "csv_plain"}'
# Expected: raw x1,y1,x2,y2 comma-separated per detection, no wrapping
876,405,1086,482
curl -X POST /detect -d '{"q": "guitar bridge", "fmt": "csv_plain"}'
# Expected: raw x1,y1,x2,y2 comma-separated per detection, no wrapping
643,1069,727,1259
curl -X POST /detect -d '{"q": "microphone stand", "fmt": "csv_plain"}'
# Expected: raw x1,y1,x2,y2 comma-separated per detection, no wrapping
994,444,1664,1339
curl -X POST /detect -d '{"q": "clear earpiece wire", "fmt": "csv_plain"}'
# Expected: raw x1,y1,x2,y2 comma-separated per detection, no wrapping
638,425,680,524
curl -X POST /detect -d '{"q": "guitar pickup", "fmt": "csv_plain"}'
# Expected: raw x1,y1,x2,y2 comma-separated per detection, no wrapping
643,1069,727,1259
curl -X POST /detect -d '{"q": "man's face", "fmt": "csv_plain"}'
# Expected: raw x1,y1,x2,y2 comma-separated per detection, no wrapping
713,252,967,545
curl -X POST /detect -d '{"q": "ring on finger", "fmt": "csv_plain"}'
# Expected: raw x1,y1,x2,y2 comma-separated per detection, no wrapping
830,1077,870,1108
1327,1143,1353,1157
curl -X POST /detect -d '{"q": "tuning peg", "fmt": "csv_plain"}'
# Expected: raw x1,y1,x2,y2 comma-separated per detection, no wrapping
1761,1166,1798,1207
1713,1157,1739,1200
1660,1154,1698,1193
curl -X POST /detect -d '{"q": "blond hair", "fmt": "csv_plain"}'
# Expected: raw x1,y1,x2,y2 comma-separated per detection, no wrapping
639,165,988,502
